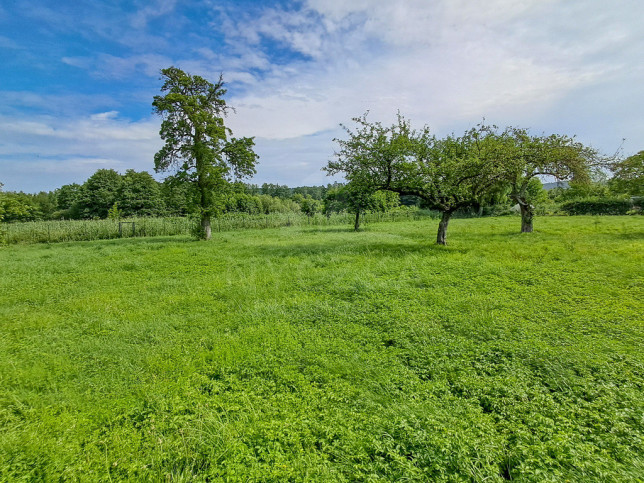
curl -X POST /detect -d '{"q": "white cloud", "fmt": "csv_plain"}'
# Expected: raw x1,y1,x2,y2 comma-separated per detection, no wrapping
0,34,20,49
90,111,119,121
130,0,177,29
0,112,162,190
215,0,641,159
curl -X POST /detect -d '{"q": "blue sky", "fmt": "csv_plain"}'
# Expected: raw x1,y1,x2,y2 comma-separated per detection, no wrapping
1,0,642,192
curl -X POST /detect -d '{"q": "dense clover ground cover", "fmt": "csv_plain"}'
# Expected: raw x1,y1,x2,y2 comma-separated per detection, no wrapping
0,216,643,481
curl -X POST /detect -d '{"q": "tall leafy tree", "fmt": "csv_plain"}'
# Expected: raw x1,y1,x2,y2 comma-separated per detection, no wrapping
0,182,5,224
161,176,194,216
118,170,164,217
54,183,82,219
0,192,42,222
74,169,123,219
153,67,259,239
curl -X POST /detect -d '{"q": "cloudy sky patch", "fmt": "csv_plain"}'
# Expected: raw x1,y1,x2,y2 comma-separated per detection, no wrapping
0,0,641,192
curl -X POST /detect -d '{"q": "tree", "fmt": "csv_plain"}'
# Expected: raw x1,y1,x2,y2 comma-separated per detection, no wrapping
496,128,595,233
325,114,501,244
403,128,502,244
75,169,123,219
161,176,194,216
609,150,643,196
324,184,399,230
0,182,4,224
293,194,322,218
0,192,42,222
54,183,82,219
118,170,164,217
153,67,259,240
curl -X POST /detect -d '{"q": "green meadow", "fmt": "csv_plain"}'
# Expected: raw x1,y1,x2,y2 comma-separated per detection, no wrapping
1,216,643,481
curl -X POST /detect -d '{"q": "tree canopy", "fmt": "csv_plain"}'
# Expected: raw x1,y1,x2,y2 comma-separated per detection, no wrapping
609,150,643,197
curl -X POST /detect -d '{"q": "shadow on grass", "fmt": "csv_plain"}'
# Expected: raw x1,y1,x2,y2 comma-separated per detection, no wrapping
62,235,195,247
239,238,466,259
616,231,644,241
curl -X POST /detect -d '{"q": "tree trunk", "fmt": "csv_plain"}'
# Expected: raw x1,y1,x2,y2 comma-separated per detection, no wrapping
201,213,212,240
354,211,361,231
519,203,533,233
436,210,453,245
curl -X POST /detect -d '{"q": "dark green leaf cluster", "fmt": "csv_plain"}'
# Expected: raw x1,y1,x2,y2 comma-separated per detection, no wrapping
560,198,636,215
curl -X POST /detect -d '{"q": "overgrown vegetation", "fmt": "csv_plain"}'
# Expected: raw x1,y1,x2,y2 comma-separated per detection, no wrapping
1,210,427,245
1,216,642,480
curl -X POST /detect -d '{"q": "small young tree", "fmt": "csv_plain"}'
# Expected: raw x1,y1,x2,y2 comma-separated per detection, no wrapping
107,202,123,220
324,184,398,230
153,67,259,240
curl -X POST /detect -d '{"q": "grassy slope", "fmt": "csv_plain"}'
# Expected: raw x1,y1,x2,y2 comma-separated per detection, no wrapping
0,216,643,481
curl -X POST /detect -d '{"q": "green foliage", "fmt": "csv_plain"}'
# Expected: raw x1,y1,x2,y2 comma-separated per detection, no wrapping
560,198,635,215
107,202,123,220
2,211,427,244
609,150,644,196
161,175,195,216
118,170,164,217
494,127,598,232
30,191,57,219
293,194,322,217
53,183,82,219
0,217,642,480
326,115,502,243
0,192,42,222
550,180,612,202
260,182,292,199
0,184,4,244
74,169,123,219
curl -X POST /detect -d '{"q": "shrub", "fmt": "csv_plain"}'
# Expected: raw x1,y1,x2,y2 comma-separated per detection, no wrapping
560,198,634,215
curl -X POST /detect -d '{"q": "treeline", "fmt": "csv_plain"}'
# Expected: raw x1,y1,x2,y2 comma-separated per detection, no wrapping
0,170,401,223
0,150,640,225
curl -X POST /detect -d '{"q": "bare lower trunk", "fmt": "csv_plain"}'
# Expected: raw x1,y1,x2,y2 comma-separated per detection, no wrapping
354,211,360,231
436,210,453,245
201,214,212,240
519,204,533,233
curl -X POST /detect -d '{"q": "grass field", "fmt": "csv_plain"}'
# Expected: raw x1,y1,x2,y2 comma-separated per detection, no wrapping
1,216,643,481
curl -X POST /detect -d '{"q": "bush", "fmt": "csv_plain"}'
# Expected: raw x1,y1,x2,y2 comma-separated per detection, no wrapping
560,198,634,215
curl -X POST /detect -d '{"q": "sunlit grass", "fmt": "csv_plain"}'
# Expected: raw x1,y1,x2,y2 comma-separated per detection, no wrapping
1,215,642,481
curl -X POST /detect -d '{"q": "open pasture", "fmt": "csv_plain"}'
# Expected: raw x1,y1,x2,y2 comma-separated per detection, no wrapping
1,216,643,481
